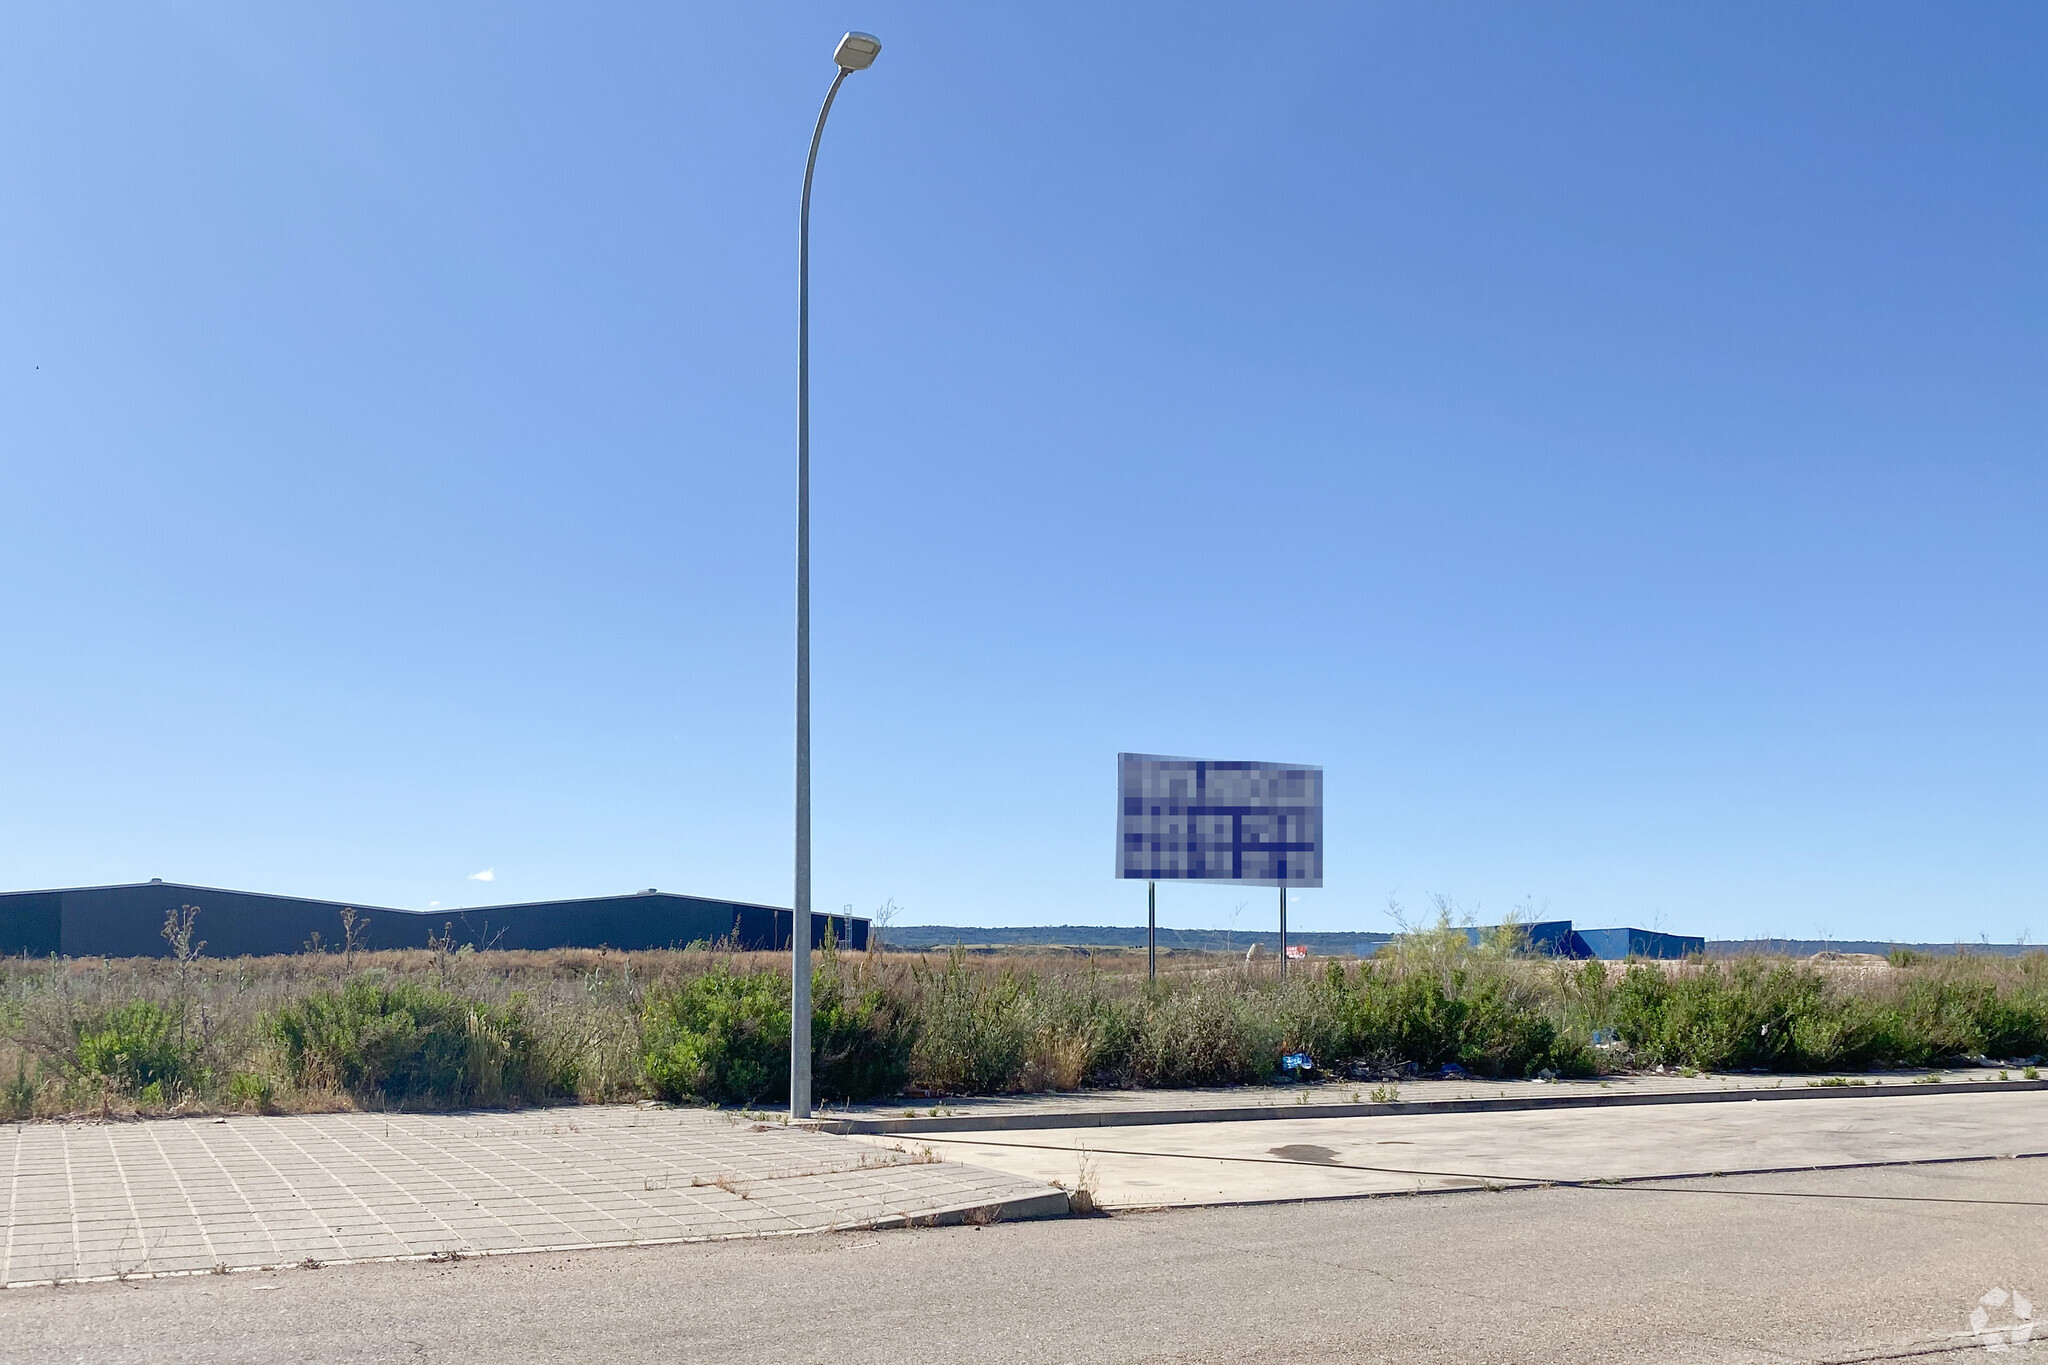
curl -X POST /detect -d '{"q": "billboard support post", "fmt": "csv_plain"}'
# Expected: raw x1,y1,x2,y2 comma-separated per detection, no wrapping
1279,886,1287,982
1147,881,1156,982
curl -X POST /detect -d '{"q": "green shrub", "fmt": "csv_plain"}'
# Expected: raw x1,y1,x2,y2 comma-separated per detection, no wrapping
640,966,791,1106
637,957,914,1106
1674,966,1777,1069
1889,972,1995,1062
1272,965,1354,1066
1618,962,1900,1071
1614,964,1740,1069
1978,979,2048,1061
74,1001,204,1094
268,979,566,1107
812,955,912,1102
226,1071,275,1112
1131,981,1279,1088
1352,966,1465,1069
1456,974,1565,1077
1555,958,1613,1044
1541,1033,1597,1077
4,1061,35,1119
910,953,1029,1094
1254,950,1599,1078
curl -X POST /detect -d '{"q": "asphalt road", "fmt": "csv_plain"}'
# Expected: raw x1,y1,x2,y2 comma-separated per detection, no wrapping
7,1157,2045,1364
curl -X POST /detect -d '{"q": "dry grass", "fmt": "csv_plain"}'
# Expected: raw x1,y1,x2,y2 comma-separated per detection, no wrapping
1062,1148,1101,1215
6,936,2045,1120
1017,1027,1095,1092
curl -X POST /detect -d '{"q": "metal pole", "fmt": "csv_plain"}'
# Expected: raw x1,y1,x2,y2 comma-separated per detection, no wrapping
1147,880,1156,982
1279,885,1288,983
793,66,850,1121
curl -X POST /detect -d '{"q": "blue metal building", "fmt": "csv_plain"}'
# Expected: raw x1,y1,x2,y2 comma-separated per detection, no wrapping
1462,920,1701,960
1572,926,1704,961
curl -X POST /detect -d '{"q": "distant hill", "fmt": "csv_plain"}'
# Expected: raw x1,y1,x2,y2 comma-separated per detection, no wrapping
878,924,2043,959
1706,938,2041,959
879,924,1393,954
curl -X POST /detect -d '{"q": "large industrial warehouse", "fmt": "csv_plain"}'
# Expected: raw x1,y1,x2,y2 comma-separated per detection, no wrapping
0,880,867,958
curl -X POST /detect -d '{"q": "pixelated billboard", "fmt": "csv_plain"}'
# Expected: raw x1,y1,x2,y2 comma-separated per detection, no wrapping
1117,753,1322,887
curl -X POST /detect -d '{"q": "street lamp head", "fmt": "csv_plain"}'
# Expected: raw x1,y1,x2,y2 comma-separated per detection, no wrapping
833,32,881,72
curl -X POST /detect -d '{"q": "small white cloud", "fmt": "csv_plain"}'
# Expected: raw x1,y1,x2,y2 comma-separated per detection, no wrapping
469,868,495,883
429,900,440,908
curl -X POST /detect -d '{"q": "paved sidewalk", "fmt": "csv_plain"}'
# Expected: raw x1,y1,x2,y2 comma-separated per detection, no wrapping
851,1088,2048,1208
0,1105,1066,1288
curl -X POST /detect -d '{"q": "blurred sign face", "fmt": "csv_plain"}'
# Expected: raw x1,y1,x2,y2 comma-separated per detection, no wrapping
1117,753,1323,888
1285,944,1308,959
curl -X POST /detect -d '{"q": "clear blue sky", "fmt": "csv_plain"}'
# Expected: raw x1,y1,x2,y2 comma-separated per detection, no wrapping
3,5,2043,943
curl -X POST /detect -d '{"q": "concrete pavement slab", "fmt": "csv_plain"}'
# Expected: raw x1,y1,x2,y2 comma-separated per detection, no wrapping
851,1088,2048,1208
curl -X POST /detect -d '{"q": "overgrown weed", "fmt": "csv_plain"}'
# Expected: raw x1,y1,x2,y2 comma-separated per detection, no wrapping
2,931,2042,1115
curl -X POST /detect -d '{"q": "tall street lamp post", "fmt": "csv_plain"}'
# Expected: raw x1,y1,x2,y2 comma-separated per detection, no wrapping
793,31,880,1121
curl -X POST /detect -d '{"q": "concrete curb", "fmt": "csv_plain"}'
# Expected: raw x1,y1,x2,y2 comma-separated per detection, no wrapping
0,1188,1079,1289
867,1188,1073,1227
803,1077,2048,1136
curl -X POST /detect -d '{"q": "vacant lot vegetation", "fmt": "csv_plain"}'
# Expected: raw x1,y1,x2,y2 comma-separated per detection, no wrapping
3,916,2044,1120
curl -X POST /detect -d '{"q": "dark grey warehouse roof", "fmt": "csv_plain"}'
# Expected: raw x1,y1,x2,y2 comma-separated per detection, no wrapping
0,880,866,958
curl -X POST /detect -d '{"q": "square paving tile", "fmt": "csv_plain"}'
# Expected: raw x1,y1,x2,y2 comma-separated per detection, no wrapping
0,1107,1061,1285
